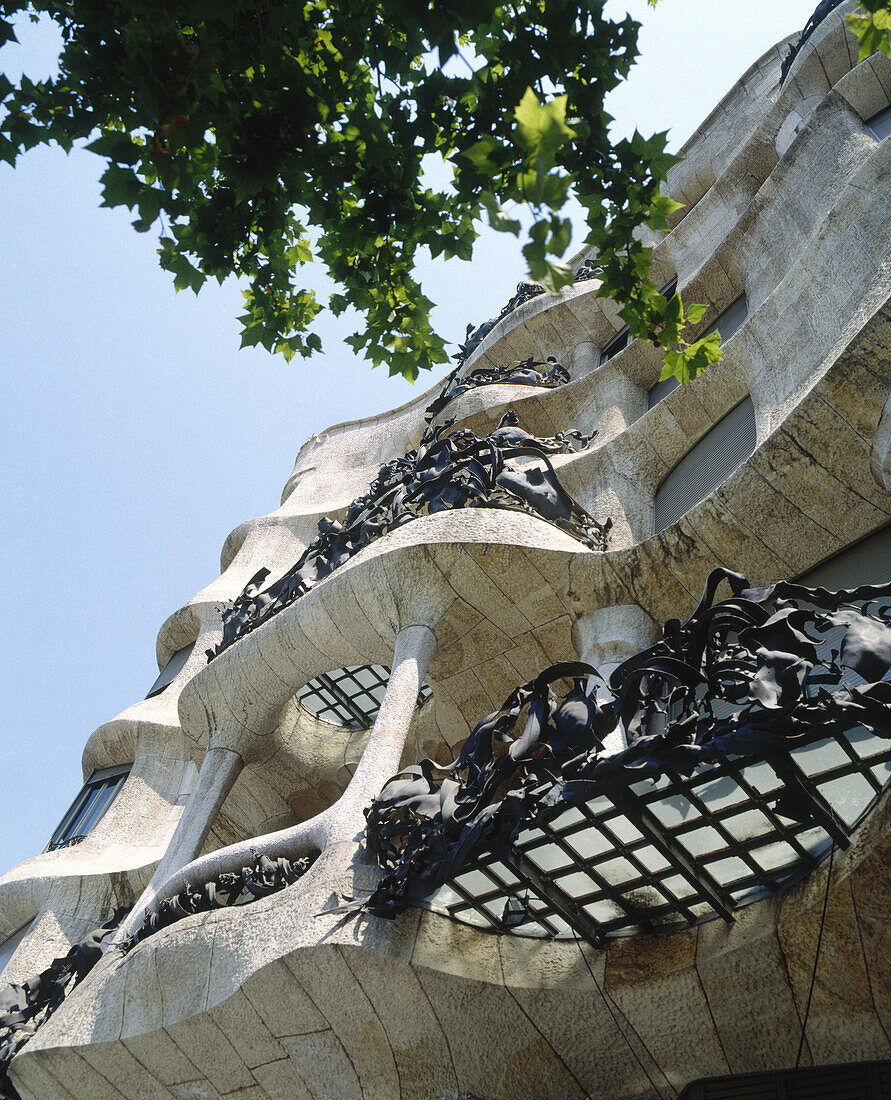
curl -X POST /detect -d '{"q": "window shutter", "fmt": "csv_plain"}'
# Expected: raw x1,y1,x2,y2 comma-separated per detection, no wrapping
865,105,891,141
654,397,756,534
798,524,891,588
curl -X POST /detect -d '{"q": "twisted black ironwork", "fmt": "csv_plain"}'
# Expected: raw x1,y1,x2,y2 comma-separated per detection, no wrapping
0,909,129,1100
119,852,316,952
455,282,546,365
209,413,609,659
0,854,316,1096
573,258,603,283
780,0,846,84
424,356,570,423
454,260,601,367
363,571,891,918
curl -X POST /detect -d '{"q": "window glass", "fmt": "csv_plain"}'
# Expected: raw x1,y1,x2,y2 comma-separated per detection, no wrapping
797,524,891,588
0,920,33,977
47,765,131,852
599,279,677,366
647,294,748,409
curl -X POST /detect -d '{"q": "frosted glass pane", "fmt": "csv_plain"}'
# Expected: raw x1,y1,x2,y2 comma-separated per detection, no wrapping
583,899,624,922
527,843,574,873
453,869,497,895
606,816,643,843
677,827,725,857
790,738,851,776
705,856,750,884
697,776,747,810
566,828,613,860
818,773,877,827
650,794,698,827
662,875,696,899
556,871,599,899
634,845,672,873
595,857,637,886
722,809,773,842
750,840,799,871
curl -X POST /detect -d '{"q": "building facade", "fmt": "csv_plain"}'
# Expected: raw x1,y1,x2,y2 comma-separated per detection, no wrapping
1,3,891,1097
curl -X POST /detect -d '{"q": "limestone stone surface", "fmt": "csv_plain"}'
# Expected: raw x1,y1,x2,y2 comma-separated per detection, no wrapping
3,3,891,1096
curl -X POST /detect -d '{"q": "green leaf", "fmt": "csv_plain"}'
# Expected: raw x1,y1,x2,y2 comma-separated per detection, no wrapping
462,135,502,174
513,88,577,164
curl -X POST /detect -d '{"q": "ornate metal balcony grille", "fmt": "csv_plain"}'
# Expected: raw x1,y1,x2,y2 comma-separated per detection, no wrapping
296,664,432,730
364,571,891,946
424,723,890,943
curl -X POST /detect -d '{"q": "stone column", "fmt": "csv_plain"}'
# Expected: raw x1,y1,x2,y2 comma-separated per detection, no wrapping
115,623,437,942
323,623,438,847
572,604,656,754
143,746,243,895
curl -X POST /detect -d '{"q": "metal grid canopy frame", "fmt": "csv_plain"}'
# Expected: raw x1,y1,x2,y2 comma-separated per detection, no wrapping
296,664,432,730
425,723,891,944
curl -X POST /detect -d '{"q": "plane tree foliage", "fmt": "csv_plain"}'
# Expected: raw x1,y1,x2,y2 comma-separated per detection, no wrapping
0,1,885,382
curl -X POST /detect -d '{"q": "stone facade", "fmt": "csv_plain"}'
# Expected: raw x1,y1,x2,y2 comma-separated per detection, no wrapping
1,3,890,1097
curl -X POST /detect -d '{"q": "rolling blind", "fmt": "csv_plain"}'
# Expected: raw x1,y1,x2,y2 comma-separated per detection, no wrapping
865,104,891,141
798,524,891,588
647,294,748,410
654,397,756,534
680,1060,891,1099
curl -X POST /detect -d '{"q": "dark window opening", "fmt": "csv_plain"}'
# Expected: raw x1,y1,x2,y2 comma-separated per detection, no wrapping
599,279,678,366
46,764,131,852
865,105,891,142
0,920,34,976
679,1060,891,1099
798,524,891,589
146,642,194,699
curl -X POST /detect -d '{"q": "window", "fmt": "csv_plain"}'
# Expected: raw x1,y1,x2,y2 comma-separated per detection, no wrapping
296,665,432,730
146,642,194,698
599,279,678,366
798,524,891,588
653,396,756,534
647,293,749,409
0,919,34,977
865,104,891,141
680,1061,891,1099
46,765,131,852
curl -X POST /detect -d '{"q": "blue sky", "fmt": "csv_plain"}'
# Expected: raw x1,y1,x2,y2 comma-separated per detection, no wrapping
0,0,823,872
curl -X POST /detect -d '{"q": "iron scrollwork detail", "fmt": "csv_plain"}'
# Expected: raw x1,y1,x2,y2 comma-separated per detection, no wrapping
780,0,845,84
454,260,601,367
210,413,609,659
119,852,316,952
363,571,891,918
424,356,570,423
0,909,129,1100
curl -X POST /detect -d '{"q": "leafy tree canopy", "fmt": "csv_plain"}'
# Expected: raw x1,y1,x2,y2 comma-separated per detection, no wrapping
0,1,887,383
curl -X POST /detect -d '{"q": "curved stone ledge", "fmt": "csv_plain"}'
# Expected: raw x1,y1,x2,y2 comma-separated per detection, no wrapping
11,783,890,1100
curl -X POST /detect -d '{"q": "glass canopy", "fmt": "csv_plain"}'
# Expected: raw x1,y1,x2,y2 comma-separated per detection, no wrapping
424,721,889,941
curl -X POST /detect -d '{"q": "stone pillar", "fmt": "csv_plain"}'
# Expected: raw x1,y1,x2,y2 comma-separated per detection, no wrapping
115,623,438,942
572,604,656,754
324,623,438,847
140,745,243,905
